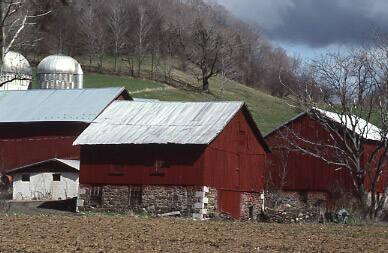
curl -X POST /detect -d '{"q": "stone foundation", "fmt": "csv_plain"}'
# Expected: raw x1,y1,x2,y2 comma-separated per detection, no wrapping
240,192,265,220
79,184,264,221
79,184,216,218
264,191,328,223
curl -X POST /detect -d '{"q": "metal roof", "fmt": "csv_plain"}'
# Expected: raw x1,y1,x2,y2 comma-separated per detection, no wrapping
6,158,80,174
0,88,127,123
265,108,384,141
74,101,246,145
37,55,83,74
315,108,383,141
2,51,32,75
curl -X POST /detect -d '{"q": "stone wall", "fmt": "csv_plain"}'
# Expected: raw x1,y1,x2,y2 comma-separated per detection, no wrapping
240,192,264,221
141,185,199,216
79,184,210,217
264,191,328,223
79,184,265,221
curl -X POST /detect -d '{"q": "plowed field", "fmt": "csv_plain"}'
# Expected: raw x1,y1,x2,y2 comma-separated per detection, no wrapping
0,215,387,252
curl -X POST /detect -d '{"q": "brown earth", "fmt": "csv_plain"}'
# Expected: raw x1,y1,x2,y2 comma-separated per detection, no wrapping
0,215,387,252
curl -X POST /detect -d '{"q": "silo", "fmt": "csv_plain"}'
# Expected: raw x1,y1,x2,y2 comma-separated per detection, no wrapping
37,55,84,89
0,51,32,90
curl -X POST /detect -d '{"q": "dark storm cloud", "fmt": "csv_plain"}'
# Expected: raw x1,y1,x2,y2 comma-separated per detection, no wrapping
216,0,388,47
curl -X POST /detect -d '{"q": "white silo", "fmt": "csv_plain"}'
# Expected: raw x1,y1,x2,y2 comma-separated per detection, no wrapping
37,55,84,89
0,51,32,90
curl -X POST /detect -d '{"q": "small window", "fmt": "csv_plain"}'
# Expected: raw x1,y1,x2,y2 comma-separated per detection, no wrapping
91,186,102,197
129,186,142,207
21,174,30,182
52,174,61,181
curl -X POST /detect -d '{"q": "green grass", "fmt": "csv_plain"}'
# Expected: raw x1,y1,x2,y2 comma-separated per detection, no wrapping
83,73,164,92
80,72,298,134
31,66,298,134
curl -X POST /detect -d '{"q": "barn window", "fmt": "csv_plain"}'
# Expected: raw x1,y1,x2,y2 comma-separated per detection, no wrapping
129,186,142,207
21,174,30,182
91,186,102,197
52,174,61,181
150,160,167,176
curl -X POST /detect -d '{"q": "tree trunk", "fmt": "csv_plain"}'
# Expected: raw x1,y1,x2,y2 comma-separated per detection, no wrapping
202,77,209,91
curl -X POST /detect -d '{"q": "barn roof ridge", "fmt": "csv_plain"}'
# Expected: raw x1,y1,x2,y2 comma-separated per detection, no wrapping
265,108,384,141
74,100,268,147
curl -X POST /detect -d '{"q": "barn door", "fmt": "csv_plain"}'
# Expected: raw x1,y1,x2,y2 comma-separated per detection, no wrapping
217,190,241,219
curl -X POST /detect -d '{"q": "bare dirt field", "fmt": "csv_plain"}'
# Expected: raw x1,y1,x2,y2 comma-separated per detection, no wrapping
0,215,387,253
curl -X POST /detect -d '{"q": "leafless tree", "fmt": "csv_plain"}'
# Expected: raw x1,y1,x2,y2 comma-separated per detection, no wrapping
134,5,152,77
77,0,106,70
278,45,388,220
178,18,225,91
106,0,129,72
0,0,49,87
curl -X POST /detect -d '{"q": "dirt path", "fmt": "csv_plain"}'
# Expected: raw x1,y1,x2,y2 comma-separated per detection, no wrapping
0,215,387,252
129,86,174,94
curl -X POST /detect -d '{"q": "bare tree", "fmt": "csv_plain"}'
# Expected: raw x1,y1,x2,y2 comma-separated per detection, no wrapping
77,0,106,70
278,46,388,220
106,0,129,72
178,18,225,91
0,0,49,87
134,5,152,77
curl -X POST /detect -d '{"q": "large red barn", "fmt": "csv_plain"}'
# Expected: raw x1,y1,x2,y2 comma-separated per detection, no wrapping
265,109,388,209
0,88,130,174
74,101,270,220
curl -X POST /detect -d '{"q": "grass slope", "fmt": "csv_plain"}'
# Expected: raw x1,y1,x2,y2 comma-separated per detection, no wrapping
82,73,298,134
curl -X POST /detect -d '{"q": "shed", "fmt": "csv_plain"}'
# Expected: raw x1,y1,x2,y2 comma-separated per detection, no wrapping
74,101,269,220
0,87,130,173
7,158,80,200
265,108,388,208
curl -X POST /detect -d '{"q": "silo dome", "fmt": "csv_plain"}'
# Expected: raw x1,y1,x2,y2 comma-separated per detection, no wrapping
37,55,83,89
0,51,32,90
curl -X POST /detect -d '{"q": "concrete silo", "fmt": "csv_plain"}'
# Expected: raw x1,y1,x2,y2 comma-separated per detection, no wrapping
0,51,32,90
37,55,84,89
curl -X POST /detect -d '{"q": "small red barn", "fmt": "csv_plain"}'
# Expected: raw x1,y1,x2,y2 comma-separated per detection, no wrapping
265,109,388,208
0,88,130,174
74,101,270,220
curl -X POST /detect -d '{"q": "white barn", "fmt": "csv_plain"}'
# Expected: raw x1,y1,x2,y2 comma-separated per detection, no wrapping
7,158,79,201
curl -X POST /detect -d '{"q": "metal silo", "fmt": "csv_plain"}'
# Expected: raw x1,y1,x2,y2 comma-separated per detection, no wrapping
37,55,84,89
0,51,32,90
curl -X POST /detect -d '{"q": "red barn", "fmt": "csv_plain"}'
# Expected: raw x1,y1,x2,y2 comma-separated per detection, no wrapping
0,88,130,174
265,109,388,209
74,101,270,220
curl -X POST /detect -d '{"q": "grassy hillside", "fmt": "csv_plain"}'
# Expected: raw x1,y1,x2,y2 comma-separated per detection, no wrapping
81,73,299,134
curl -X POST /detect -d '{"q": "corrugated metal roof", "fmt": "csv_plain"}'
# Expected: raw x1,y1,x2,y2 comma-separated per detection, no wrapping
0,88,126,123
315,108,383,141
265,108,384,141
74,101,245,145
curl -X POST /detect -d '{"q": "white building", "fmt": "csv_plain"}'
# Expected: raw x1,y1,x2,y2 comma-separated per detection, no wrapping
0,51,32,90
7,158,79,201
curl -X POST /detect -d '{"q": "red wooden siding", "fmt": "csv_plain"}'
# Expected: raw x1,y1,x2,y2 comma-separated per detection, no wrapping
217,190,241,219
265,114,386,194
203,111,266,192
80,145,206,186
0,123,85,173
79,109,267,192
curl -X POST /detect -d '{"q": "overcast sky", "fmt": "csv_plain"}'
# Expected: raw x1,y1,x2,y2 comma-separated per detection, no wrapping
216,0,388,59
